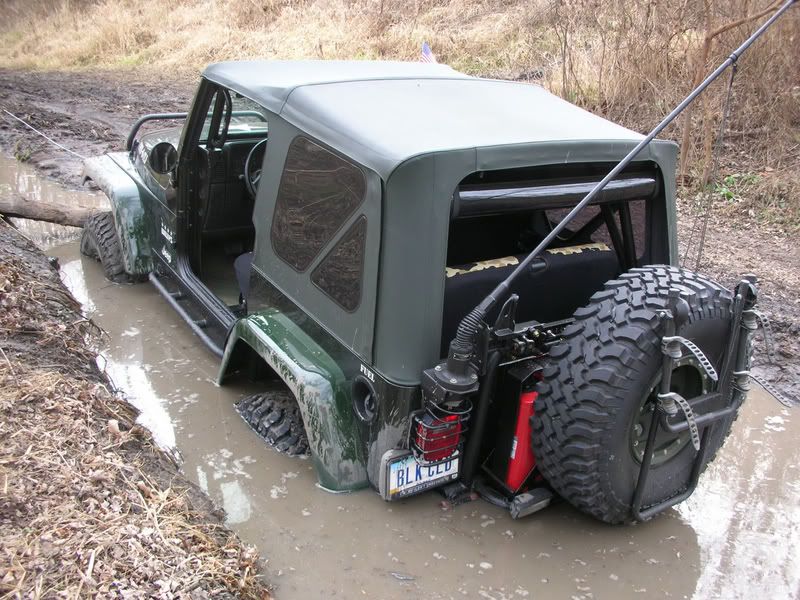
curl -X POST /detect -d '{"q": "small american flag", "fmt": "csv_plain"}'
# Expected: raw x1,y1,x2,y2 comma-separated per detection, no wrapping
420,41,437,64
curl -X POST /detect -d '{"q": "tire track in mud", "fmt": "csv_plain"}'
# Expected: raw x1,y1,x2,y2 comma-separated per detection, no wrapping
0,68,193,186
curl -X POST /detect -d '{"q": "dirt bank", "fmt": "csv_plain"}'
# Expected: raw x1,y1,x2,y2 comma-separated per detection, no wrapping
681,219,800,403
0,221,271,597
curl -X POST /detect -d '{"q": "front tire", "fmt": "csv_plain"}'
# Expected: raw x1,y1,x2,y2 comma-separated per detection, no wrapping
531,266,746,524
80,212,142,283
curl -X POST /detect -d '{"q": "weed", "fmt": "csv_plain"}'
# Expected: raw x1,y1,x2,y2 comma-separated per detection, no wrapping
714,173,761,203
13,141,31,162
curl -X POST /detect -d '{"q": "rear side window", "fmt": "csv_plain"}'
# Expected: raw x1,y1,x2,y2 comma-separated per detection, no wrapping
271,136,366,271
311,216,367,311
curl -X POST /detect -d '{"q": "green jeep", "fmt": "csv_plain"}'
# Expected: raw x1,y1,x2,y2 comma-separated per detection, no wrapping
81,60,758,524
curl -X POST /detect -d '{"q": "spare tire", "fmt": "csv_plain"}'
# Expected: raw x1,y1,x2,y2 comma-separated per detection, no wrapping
531,265,747,524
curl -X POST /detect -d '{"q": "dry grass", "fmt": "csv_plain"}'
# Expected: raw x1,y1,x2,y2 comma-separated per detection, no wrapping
0,222,271,598
0,0,798,224
0,0,543,74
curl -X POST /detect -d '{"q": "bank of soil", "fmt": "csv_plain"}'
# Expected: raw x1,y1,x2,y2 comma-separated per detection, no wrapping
0,222,271,597
0,67,797,402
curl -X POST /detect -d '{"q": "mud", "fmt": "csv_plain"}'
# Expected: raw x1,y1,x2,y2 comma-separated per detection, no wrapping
682,219,800,403
45,239,800,600
0,68,193,187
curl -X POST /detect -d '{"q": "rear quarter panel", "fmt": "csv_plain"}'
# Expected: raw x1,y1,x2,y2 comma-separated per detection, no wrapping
219,309,370,491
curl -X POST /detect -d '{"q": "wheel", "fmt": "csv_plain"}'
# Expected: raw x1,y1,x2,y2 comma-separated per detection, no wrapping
236,388,309,456
80,212,142,283
531,265,748,524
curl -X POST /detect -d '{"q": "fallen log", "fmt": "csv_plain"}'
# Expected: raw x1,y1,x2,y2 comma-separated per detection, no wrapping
0,191,97,227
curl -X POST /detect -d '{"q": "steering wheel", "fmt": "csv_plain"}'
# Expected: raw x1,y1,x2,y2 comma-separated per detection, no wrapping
243,137,268,199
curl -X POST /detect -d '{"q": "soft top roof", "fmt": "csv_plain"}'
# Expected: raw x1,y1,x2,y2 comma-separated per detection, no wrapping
203,60,647,178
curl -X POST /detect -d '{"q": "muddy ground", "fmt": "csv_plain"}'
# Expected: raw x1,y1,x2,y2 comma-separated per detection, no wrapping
0,223,271,596
0,69,194,187
1,67,797,402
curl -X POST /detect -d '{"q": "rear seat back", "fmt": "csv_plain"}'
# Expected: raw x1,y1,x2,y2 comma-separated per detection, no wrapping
441,243,621,357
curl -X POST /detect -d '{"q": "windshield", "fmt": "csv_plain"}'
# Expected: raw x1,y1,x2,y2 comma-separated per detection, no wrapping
200,91,268,142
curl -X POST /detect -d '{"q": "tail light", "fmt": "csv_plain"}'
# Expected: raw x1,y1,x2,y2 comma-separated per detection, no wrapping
411,400,471,464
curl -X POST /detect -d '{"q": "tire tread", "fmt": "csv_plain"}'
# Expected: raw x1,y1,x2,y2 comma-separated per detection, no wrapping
531,265,745,523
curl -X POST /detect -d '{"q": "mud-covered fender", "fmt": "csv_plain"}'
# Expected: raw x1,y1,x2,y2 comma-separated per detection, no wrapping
82,153,152,276
218,311,369,492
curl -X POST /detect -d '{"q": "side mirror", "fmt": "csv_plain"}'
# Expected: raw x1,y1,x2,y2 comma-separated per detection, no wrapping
148,141,178,175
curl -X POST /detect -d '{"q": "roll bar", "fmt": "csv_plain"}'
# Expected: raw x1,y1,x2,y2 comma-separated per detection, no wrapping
454,176,657,218
125,113,188,151
125,110,268,151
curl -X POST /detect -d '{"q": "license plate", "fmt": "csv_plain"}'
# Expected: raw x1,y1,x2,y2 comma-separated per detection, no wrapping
387,453,459,499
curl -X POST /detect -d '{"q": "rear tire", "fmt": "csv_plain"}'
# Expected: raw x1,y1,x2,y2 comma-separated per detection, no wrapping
80,212,142,283
236,389,309,456
531,265,747,524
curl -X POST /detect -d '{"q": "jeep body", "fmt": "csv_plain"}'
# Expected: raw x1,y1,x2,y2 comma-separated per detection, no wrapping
84,60,679,500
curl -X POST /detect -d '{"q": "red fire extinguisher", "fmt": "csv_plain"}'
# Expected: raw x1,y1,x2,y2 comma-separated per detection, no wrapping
506,390,538,491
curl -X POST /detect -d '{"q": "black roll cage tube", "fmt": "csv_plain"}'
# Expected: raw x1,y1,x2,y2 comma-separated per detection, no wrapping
125,108,268,152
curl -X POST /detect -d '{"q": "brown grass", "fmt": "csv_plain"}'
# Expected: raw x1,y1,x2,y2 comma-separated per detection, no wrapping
0,222,271,598
0,0,798,225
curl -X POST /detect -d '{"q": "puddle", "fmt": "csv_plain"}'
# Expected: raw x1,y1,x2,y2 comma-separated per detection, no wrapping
0,152,107,249
47,240,800,600
5,158,798,599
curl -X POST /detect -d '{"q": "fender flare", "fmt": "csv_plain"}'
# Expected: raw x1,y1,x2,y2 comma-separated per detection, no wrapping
218,312,369,492
82,153,152,276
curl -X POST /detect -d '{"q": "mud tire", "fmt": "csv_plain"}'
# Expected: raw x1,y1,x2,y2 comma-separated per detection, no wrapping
531,265,746,524
236,390,309,456
80,212,142,283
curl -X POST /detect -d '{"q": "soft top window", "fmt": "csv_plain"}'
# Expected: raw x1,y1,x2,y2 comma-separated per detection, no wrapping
271,136,366,272
311,216,367,312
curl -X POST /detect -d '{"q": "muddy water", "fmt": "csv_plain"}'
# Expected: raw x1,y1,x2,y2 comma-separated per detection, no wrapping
0,153,107,249
40,244,798,600
4,153,797,599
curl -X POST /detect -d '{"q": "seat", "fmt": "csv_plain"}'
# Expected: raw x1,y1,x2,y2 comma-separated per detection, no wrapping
440,243,621,356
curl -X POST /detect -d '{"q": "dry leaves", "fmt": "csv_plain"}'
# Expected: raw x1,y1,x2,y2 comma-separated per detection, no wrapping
0,223,271,599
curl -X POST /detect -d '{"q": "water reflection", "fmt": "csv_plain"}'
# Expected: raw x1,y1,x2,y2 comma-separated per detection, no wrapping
220,480,253,524
677,404,799,599
0,152,107,249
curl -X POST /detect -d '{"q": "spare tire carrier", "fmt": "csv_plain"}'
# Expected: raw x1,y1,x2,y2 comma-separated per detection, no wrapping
631,277,759,520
